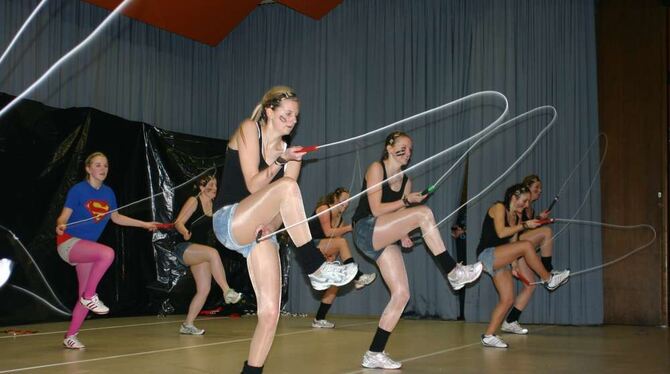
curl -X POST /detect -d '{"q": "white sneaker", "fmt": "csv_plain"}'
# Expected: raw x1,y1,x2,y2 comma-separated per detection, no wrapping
63,333,85,349
447,262,483,290
224,288,242,304
481,334,508,348
361,350,402,369
545,269,570,291
354,272,377,290
179,323,205,335
311,319,335,328
308,261,358,291
501,320,529,335
80,294,109,315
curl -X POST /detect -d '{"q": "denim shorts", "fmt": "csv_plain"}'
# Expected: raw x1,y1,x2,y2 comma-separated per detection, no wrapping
477,247,511,276
174,242,191,266
353,216,384,261
212,203,278,258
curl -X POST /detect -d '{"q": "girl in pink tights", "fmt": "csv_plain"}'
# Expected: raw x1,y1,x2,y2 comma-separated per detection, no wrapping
55,152,158,349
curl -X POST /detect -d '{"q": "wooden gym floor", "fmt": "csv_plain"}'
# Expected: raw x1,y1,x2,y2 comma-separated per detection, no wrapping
0,314,668,373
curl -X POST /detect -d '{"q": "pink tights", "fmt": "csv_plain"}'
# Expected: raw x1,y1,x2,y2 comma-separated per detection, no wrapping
65,239,114,337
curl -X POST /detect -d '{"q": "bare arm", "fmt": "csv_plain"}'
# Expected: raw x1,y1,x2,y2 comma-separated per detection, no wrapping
316,205,351,237
366,162,405,217
174,196,197,239
55,207,73,235
111,211,157,231
490,203,525,239
235,120,286,193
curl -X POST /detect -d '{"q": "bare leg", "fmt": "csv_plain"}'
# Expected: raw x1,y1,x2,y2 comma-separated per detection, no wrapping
318,237,350,261
511,258,537,311
232,177,312,246
184,262,211,326
372,205,446,255
246,241,281,367
519,226,553,257
376,245,410,332
183,244,231,293
321,286,338,304
492,241,550,281
486,269,515,336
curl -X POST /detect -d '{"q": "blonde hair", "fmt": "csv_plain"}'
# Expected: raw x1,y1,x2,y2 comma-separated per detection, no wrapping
85,152,107,167
250,86,298,127
84,152,108,181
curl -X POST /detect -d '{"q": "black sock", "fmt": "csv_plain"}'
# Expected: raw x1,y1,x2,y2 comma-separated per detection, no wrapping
369,327,391,352
315,302,332,320
294,240,327,275
241,361,263,374
506,306,522,323
541,256,553,272
434,251,457,274
344,257,363,279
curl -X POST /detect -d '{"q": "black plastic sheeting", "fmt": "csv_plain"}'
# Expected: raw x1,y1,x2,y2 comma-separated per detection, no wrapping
0,93,291,326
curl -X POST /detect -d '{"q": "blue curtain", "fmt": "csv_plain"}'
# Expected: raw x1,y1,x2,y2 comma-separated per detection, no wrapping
0,0,601,323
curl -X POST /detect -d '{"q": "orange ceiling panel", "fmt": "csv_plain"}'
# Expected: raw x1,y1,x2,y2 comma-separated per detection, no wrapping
82,0,341,46
276,0,342,20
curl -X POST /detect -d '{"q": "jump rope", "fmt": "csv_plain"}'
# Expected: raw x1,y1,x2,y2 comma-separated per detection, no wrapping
0,1,656,310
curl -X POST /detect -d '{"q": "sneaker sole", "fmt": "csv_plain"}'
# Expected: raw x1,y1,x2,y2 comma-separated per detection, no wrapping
361,363,402,369
63,343,85,349
501,328,528,335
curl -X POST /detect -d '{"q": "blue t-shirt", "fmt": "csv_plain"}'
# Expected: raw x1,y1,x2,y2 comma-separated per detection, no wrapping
64,181,117,242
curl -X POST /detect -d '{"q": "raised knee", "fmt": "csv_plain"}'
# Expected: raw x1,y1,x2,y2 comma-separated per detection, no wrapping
100,246,115,262
521,240,534,254
277,177,300,196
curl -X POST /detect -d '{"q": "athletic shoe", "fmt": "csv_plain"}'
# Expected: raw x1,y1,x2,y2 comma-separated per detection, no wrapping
80,294,109,315
354,272,377,290
179,323,205,335
447,262,483,290
481,334,508,348
545,269,570,291
63,333,85,349
501,320,529,335
308,261,358,291
361,351,402,369
311,319,335,328
224,288,242,304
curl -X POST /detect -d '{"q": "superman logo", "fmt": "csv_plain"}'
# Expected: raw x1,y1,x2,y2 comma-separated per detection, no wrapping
85,200,110,222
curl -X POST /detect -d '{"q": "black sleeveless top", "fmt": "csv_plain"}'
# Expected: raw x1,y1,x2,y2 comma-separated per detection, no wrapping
352,162,408,223
214,123,285,210
309,205,343,239
180,196,212,245
476,202,515,255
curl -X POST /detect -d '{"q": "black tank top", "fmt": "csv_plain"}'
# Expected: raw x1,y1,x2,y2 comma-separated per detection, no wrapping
476,202,515,255
214,123,285,210
309,205,343,239
352,162,408,223
180,196,212,245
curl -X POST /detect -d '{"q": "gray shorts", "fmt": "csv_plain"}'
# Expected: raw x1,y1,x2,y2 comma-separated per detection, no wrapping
174,242,191,266
477,247,511,276
212,203,278,258
353,216,384,261
57,237,80,266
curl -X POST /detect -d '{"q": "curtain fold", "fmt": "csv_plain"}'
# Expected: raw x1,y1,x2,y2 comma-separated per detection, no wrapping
0,0,601,323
